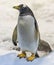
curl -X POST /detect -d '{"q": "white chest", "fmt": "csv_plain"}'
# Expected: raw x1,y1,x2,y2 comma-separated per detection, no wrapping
17,15,39,53
18,15,35,42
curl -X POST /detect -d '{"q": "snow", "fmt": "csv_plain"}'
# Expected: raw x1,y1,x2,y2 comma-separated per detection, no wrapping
0,51,54,65
0,0,54,65
0,49,18,55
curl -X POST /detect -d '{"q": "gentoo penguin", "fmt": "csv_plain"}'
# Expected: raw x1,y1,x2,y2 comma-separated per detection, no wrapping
13,4,40,61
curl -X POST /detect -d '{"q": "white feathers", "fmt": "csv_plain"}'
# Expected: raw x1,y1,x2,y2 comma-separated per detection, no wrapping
18,15,39,54
23,4,27,7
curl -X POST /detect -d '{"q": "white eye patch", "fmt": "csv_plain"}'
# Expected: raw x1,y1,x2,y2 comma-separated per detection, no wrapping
23,4,27,7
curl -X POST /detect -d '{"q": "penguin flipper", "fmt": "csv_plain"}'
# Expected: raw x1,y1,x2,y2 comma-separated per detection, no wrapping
12,25,17,46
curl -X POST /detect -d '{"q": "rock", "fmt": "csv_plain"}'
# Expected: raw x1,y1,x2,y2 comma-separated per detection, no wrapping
36,40,52,57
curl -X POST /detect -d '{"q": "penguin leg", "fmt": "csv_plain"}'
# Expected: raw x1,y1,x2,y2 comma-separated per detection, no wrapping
12,25,17,46
17,51,26,58
26,53,35,61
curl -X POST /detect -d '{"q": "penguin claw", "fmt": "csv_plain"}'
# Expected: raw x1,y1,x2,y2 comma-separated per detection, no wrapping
17,52,26,58
26,59,33,62
19,57,22,59
26,54,35,61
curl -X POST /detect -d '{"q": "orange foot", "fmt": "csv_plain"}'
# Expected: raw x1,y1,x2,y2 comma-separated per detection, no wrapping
17,52,26,58
27,53,35,61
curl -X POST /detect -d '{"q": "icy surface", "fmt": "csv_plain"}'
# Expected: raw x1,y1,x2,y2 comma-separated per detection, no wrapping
0,52,54,65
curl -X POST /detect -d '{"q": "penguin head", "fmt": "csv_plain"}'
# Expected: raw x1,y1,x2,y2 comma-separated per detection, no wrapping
13,4,33,16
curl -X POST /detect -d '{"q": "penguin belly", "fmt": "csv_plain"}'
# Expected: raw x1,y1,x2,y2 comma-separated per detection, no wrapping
18,15,39,54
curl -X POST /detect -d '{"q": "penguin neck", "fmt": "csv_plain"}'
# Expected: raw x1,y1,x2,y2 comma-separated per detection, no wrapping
19,12,32,16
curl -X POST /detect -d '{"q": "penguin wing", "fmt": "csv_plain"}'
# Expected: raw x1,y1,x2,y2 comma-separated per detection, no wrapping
34,17,40,40
12,25,17,46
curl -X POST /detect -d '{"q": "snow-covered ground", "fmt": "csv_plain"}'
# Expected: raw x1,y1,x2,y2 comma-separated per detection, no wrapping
0,50,54,65
0,0,54,54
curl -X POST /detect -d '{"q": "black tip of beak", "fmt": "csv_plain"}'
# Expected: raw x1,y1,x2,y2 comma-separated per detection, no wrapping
13,6,16,8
